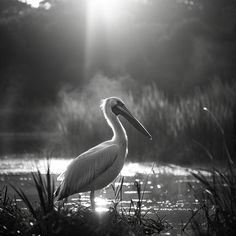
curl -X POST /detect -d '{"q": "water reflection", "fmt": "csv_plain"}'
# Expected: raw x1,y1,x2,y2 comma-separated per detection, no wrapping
94,197,110,213
0,157,209,176
0,157,210,234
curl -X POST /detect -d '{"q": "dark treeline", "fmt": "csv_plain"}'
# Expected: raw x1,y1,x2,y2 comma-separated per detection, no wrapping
0,0,236,163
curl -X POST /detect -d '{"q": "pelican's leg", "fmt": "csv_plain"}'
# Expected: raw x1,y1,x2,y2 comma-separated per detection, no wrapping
90,190,95,211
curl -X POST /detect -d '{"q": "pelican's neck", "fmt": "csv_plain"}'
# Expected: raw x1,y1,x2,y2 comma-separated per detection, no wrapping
104,109,127,144
112,116,127,142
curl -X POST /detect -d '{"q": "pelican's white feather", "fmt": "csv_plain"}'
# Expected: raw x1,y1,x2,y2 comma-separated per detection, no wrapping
57,143,119,200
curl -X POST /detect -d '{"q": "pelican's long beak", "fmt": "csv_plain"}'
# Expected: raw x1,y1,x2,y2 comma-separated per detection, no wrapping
112,103,152,140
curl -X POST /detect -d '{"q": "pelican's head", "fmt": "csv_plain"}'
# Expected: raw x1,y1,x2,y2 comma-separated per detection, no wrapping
100,97,152,140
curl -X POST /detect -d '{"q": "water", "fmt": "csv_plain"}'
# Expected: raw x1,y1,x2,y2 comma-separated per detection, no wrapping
0,157,209,234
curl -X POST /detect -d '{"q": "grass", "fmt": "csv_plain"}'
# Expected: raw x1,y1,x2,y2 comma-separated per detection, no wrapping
182,108,236,235
182,161,236,236
112,177,172,235
191,166,235,235
0,185,36,235
0,165,170,236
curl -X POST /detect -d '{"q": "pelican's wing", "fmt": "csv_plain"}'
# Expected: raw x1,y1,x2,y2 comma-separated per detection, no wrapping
57,143,118,199
57,143,110,181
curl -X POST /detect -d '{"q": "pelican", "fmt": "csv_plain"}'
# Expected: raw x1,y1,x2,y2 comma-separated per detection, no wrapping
55,97,151,209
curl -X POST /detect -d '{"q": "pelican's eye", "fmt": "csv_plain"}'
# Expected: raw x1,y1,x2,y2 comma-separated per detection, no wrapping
116,101,124,107
112,101,123,115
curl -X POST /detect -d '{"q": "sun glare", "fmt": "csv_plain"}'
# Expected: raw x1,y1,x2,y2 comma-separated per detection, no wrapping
88,0,123,24
20,0,40,8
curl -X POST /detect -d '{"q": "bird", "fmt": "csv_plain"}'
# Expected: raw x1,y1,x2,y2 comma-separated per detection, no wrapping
55,97,152,210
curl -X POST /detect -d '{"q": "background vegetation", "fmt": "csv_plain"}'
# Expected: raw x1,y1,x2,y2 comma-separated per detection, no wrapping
55,79,236,164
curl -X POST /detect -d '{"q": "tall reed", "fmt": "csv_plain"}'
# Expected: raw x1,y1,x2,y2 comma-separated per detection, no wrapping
183,107,236,235
55,79,236,164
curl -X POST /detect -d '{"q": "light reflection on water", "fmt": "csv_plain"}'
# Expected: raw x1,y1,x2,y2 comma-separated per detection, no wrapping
0,157,209,233
0,157,209,176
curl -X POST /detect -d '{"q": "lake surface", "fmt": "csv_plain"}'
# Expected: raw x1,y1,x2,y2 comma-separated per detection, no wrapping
0,157,209,235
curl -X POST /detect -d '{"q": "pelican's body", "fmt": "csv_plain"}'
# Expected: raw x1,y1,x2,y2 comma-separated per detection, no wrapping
55,97,151,206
